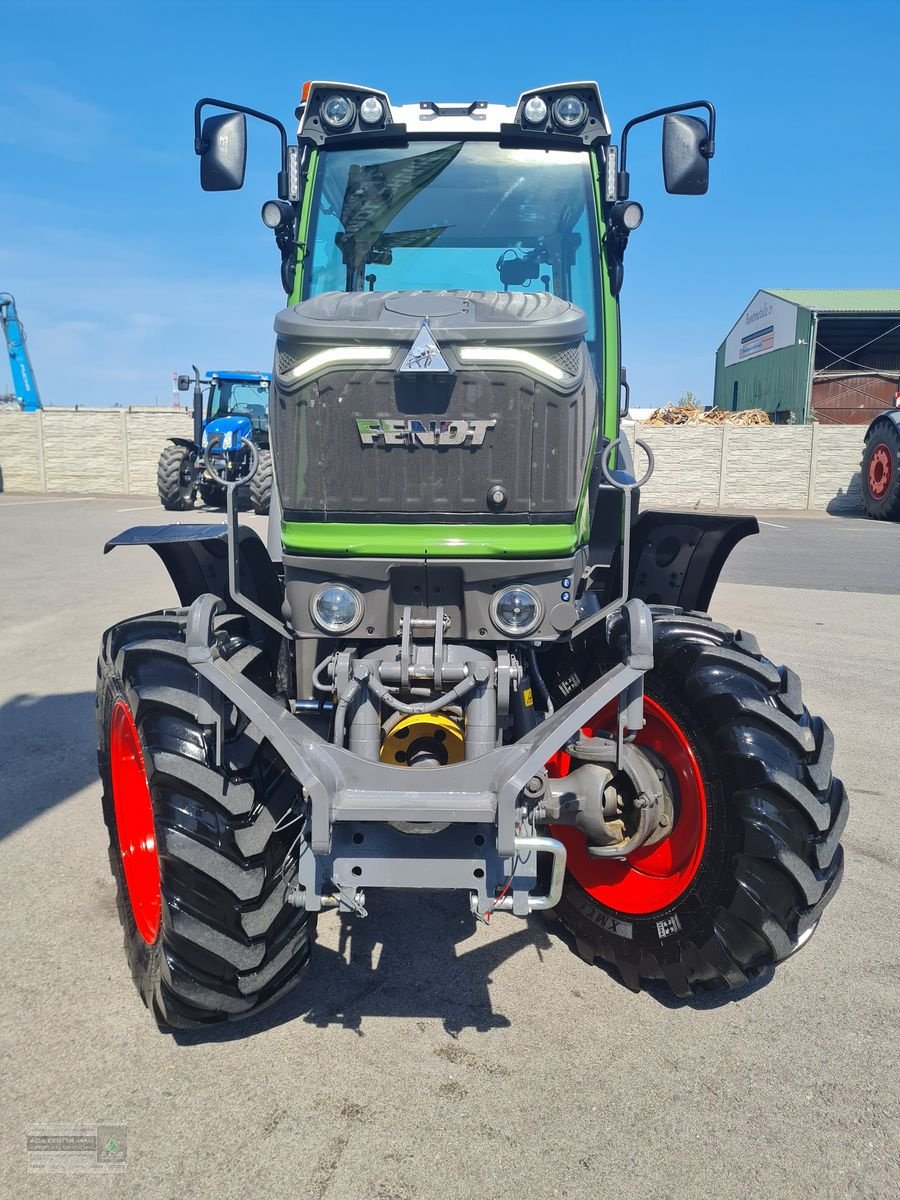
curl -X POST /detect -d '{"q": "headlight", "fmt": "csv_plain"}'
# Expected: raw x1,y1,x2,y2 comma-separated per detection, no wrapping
553,95,587,129
321,94,355,129
609,200,644,232
221,431,234,450
261,199,293,229
523,95,548,124
359,95,384,125
490,586,543,637
311,584,363,634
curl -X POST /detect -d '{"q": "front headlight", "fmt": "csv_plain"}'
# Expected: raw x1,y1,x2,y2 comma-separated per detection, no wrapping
311,584,363,635
220,430,234,450
321,95,355,129
490,586,543,637
553,95,587,129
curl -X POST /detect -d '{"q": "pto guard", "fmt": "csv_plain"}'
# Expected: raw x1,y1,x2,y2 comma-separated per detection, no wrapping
182,591,653,917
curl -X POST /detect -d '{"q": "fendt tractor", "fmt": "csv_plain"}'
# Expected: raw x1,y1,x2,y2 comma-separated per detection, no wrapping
860,399,900,520
157,367,274,513
97,81,848,1028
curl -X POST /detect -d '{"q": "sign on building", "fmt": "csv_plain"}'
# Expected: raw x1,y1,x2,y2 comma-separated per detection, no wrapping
724,290,799,367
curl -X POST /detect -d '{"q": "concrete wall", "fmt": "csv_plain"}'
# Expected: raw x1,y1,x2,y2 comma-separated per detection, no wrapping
623,422,864,512
0,409,867,512
0,409,192,496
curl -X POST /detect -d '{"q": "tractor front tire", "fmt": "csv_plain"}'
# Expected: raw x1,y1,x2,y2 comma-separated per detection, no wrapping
549,610,847,996
860,422,900,520
157,444,196,511
97,609,315,1028
250,450,273,516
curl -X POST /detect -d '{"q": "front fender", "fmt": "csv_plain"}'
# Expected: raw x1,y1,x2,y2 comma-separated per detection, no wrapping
866,410,900,439
104,523,284,652
626,510,759,611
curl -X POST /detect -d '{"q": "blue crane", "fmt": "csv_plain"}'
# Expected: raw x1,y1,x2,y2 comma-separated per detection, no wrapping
0,293,42,411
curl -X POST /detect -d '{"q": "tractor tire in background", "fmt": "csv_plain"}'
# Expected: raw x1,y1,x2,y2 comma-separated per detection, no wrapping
860,421,900,520
97,609,315,1028
547,609,847,996
250,450,273,516
157,443,196,511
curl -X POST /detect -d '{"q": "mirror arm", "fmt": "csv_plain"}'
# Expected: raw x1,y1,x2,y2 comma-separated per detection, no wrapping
194,97,292,198
618,99,716,197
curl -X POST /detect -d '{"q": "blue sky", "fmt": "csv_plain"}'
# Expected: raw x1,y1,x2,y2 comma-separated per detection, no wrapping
1,0,898,408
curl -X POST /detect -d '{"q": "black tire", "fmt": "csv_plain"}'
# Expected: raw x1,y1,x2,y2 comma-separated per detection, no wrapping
860,421,900,520
97,609,315,1028
550,609,847,996
157,444,196,511
250,450,273,516
198,478,227,509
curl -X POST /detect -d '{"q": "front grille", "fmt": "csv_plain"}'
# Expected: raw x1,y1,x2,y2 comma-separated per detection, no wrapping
544,342,583,376
272,364,592,520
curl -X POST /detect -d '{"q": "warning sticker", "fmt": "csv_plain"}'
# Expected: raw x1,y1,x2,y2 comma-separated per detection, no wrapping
656,915,682,940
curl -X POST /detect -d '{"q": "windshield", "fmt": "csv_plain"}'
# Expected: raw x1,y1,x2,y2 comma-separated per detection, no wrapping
303,140,601,362
207,380,269,422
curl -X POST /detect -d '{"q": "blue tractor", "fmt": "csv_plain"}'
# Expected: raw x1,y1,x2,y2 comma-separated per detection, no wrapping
157,367,273,513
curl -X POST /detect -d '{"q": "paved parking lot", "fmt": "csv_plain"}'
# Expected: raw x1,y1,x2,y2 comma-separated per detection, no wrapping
0,495,898,1200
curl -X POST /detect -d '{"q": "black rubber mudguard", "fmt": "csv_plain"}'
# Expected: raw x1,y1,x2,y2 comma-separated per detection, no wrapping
626,510,758,612
104,524,284,641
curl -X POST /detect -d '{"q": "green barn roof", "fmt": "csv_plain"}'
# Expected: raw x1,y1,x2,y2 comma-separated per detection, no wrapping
765,289,900,313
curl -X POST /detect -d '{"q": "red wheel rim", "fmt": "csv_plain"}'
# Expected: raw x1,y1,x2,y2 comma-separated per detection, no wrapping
868,443,892,500
548,697,707,915
110,700,161,943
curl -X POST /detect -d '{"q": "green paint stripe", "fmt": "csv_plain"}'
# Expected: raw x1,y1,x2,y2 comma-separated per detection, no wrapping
590,151,620,446
281,521,579,558
288,149,318,306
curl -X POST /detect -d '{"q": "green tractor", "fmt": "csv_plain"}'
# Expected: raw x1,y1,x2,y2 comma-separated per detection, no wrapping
96,81,847,1027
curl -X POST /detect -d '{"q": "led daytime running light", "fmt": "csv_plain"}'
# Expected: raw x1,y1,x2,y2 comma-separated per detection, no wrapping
288,345,394,381
457,346,568,383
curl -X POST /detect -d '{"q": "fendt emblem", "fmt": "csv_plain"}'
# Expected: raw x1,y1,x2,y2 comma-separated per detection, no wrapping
356,418,496,447
398,321,450,373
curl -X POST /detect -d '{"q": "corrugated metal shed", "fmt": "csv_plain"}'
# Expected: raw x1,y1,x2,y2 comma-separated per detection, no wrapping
714,289,900,423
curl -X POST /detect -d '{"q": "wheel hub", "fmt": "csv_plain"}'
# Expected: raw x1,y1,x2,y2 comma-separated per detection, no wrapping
868,443,893,500
547,697,707,915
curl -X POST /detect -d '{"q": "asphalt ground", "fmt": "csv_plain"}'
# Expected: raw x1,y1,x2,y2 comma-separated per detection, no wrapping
0,495,898,1200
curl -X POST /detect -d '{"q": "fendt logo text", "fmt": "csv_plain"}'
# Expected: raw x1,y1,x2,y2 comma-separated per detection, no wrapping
356,419,496,447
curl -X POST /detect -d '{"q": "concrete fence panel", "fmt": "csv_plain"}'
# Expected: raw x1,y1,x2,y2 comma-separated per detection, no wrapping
813,426,865,513
125,410,193,494
724,426,813,509
0,411,44,491
631,426,724,509
42,410,128,493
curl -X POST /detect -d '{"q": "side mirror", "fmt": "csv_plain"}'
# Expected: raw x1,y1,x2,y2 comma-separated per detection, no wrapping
662,113,710,195
199,112,247,191
176,375,191,392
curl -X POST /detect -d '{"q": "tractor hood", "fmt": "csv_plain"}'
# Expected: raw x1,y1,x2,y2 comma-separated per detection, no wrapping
274,289,587,346
202,414,252,451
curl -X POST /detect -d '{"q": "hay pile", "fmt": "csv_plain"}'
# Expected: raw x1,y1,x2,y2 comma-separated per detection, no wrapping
642,403,771,426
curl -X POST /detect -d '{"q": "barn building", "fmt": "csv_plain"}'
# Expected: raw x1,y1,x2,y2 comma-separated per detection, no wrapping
713,289,900,423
